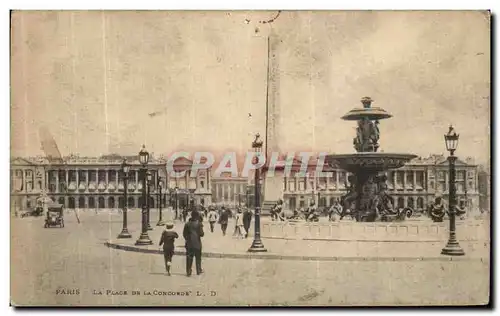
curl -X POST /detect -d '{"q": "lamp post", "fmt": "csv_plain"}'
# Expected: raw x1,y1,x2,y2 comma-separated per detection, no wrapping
248,133,267,253
117,159,132,239
146,171,153,230
174,186,179,220
156,176,165,226
441,125,465,256
135,145,153,245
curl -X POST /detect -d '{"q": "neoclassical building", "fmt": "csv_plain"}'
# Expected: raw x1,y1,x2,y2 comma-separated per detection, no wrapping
281,154,480,212
211,176,249,207
10,154,211,212
10,156,47,212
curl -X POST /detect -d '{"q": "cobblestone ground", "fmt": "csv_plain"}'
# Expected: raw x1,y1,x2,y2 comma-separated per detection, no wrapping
11,211,490,306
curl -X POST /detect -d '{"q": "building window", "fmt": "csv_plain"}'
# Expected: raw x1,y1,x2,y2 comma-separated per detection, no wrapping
78,197,85,208
68,197,75,209
98,197,105,208
128,197,135,208
288,178,296,192
108,197,115,208
298,179,306,191
395,172,403,190
416,171,424,189
407,197,415,209
405,172,413,189
339,172,346,188
88,197,96,208
397,197,404,208
417,197,424,209
200,181,205,189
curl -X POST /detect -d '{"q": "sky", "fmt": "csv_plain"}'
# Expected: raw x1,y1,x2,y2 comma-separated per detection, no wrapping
10,11,491,165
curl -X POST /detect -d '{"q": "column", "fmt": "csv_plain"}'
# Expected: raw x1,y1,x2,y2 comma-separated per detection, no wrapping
207,169,211,190
64,169,68,187
56,170,59,193
403,170,407,191
44,170,48,192
222,184,226,202
413,170,417,190
105,169,109,186
21,170,27,193
135,170,138,191
393,171,397,189
335,171,339,189
87,170,90,187
76,168,79,187
116,170,119,188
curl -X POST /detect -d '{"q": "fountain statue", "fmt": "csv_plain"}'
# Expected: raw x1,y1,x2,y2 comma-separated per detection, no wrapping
328,97,417,222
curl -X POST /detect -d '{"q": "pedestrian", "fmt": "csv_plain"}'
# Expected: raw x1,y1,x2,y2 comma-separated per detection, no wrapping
219,206,230,236
182,208,188,222
242,207,253,238
233,208,245,239
183,211,204,276
207,207,219,233
159,222,179,276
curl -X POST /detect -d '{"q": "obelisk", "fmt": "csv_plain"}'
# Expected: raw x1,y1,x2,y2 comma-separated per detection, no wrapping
261,29,285,214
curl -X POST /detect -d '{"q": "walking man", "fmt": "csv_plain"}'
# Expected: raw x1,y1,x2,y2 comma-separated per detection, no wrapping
242,207,253,238
219,206,230,236
159,222,179,276
183,211,204,276
207,207,218,233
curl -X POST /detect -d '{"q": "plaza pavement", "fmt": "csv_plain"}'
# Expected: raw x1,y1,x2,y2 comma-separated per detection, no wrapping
10,210,491,306
103,209,489,261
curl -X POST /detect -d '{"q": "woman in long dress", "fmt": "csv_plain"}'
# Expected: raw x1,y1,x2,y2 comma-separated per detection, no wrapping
233,208,245,239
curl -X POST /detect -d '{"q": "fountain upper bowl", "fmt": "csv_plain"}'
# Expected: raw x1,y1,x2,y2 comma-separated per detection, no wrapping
326,152,418,173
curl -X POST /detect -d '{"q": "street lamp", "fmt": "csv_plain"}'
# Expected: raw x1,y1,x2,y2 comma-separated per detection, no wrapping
135,145,153,245
174,186,179,220
146,171,153,231
156,176,165,226
117,158,132,239
441,125,465,256
248,133,267,253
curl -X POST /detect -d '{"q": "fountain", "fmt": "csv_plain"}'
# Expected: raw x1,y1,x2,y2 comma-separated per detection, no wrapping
327,97,417,222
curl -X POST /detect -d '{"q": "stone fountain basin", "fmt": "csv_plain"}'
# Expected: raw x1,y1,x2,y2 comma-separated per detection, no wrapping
326,152,418,173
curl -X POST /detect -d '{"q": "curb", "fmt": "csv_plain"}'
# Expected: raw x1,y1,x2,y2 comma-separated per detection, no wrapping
104,241,487,262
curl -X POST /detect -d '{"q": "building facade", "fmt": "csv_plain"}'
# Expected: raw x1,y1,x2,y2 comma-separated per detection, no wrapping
10,154,211,212
281,155,480,212
211,176,249,207
10,157,48,212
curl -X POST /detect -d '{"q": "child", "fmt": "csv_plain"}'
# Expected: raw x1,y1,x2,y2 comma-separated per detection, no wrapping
159,222,179,276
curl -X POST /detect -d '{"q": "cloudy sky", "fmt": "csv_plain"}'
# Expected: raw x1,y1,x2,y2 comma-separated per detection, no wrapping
11,11,490,164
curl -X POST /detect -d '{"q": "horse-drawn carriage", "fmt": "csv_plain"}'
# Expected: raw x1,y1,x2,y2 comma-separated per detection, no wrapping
44,203,65,228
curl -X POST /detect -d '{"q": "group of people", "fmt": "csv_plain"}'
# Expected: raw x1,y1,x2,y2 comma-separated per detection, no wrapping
270,199,346,222
158,204,254,277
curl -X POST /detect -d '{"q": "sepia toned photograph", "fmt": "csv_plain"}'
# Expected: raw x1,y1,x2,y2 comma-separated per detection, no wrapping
10,10,490,306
